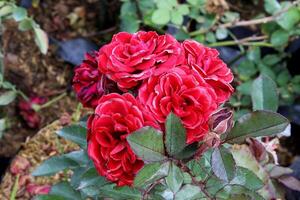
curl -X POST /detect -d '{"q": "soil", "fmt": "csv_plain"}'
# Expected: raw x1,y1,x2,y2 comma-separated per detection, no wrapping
0,120,78,199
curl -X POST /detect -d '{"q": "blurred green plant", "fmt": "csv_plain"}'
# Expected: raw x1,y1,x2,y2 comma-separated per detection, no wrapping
120,0,300,118
0,0,48,54
0,0,49,137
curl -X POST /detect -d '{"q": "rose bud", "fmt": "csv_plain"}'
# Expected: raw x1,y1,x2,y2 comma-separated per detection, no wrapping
204,131,221,148
208,107,233,135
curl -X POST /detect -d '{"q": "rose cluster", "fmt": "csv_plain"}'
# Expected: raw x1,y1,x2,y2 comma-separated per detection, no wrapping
72,31,234,186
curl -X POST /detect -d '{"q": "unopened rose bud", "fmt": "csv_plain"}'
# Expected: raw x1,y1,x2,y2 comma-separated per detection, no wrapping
208,107,233,135
204,132,221,148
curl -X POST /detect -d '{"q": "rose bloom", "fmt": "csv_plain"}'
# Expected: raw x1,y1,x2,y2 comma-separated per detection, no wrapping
73,52,119,108
138,66,218,144
98,31,184,90
182,40,234,103
87,93,159,186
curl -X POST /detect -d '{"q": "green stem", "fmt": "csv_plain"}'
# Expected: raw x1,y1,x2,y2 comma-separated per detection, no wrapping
208,40,273,48
34,92,67,111
16,90,29,101
10,174,19,200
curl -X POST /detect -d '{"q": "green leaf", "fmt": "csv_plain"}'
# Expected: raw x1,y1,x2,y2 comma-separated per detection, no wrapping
237,81,252,95
175,143,198,160
231,167,264,191
177,4,189,15
216,27,228,40
277,7,300,30
32,152,81,176
166,163,183,193
205,175,226,196
165,113,186,158
271,29,289,46
174,184,205,200
171,11,183,25
276,70,291,87
216,185,264,200
70,167,86,189
120,1,139,33
0,91,16,106
57,124,87,149
34,28,49,54
251,75,278,111
236,60,257,81
12,7,27,22
206,32,216,43
247,47,261,63
262,54,282,66
187,149,212,181
211,146,236,183
64,150,89,166
134,162,170,187
156,0,176,10
120,14,139,33
99,184,141,200
77,168,107,189
257,63,276,80
127,126,165,162
152,9,170,25
18,18,34,31
225,110,289,144
50,182,82,200
0,118,6,138
34,195,65,200
0,5,13,17
264,0,281,14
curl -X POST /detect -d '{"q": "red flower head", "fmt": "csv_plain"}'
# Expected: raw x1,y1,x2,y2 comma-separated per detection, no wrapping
138,66,218,144
87,93,159,186
182,40,234,103
18,96,47,129
98,31,184,90
73,52,119,108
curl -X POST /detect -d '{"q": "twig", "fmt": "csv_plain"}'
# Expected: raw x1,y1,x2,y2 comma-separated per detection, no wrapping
208,35,272,47
220,0,300,29
33,92,67,111
190,0,300,36
142,178,164,200
178,160,214,199
83,26,117,37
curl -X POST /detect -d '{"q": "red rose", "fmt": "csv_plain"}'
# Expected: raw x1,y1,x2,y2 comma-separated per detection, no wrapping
138,66,218,144
87,93,159,186
182,40,234,103
98,31,184,90
73,52,119,108
18,96,47,129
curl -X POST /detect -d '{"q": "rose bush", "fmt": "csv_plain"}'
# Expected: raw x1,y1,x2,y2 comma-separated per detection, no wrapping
33,31,298,200
72,31,234,184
